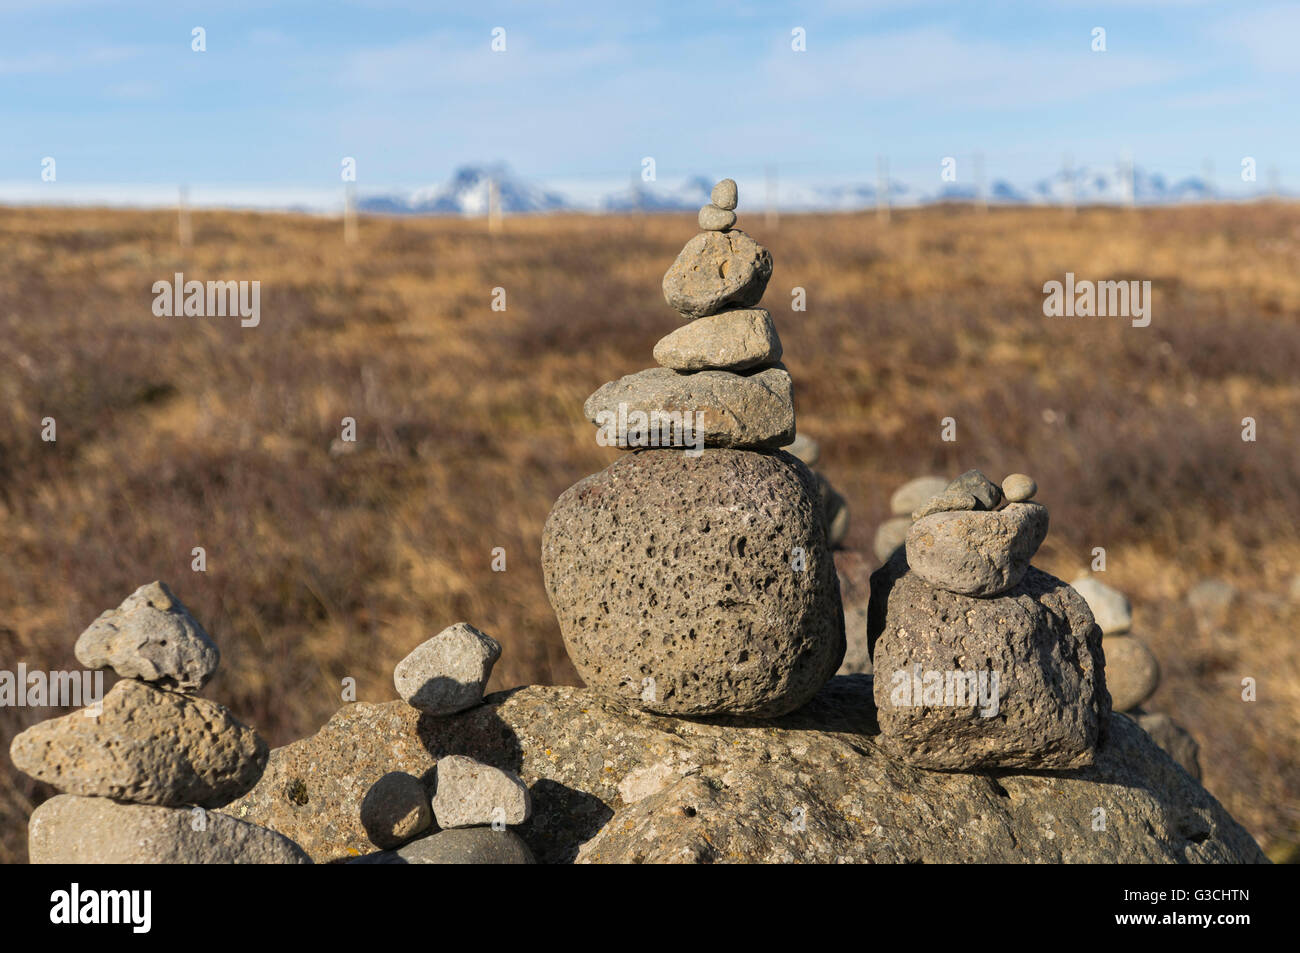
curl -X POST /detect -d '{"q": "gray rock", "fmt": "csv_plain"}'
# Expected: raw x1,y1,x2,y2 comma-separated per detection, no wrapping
225,678,1264,864
889,475,949,517
946,468,1002,510
583,365,795,450
816,473,849,548
787,433,820,466
360,771,432,848
662,229,773,319
1104,635,1160,711
394,828,535,864
541,448,845,717
393,622,501,716
905,502,1049,597
910,489,979,520
74,581,219,692
10,679,267,807
873,516,912,563
869,553,1110,771
1001,473,1037,502
29,794,309,864
710,178,738,210
1133,711,1201,781
432,755,531,829
834,549,873,676
1070,576,1133,634
652,308,781,372
698,203,736,231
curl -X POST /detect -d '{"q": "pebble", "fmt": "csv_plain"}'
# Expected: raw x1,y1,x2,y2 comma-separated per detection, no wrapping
889,476,948,517
391,828,535,864
1103,635,1160,711
431,755,532,829
652,307,781,372
911,489,979,521
360,771,432,848
74,581,219,692
710,178,738,210
906,502,1049,597
946,469,1003,510
1070,576,1133,635
1001,473,1037,503
393,622,501,716
698,203,736,231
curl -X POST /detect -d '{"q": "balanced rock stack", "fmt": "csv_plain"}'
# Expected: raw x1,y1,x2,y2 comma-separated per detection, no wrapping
868,471,1113,770
544,178,846,718
788,432,850,548
11,582,308,863
1070,576,1201,779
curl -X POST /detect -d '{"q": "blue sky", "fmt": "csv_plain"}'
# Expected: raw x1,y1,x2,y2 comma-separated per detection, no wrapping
1,0,1295,204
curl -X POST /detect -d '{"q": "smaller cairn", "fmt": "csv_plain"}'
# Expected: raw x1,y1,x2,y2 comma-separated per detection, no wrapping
393,622,501,715
870,470,1111,771
874,474,947,563
14,582,307,864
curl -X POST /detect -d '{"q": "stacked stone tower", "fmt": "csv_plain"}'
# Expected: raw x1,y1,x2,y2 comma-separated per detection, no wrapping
542,178,845,718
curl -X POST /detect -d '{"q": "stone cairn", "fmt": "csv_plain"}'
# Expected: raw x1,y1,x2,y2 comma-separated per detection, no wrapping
542,178,846,718
1071,576,1201,779
11,582,308,863
869,470,1113,770
355,622,535,863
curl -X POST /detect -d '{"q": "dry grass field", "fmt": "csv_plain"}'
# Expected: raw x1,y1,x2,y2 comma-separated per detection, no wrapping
1,202,1297,864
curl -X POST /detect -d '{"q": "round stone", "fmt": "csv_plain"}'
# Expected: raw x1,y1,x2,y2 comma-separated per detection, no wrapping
698,204,736,231
889,476,948,517
662,229,773,319
1002,473,1037,502
360,771,432,848
1103,635,1160,711
787,433,820,466
873,516,912,563
711,178,738,210
1071,576,1132,634
542,449,845,717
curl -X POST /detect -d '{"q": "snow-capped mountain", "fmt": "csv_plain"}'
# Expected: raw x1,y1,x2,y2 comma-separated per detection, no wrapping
602,175,711,212
1030,166,1218,205
359,164,569,215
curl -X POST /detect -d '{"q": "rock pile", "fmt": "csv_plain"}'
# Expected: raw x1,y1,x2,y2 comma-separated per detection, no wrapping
869,471,1112,770
543,178,845,718
1071,575,1201,779
13,582,307,863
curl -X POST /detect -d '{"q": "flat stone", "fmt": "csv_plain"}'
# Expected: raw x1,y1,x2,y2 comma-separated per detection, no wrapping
786,433,820,466
1002,473,1037,502
698,203,736,231
431,755,531,829
873,516,912,563
652,308,781,372
583,365,795,450
1104,635,1160,711
1133,711,1201,781
392,829,535,864
662,229,773,320
1071,576,1133,634
946,468,1002,510
911,489,979,520
29,794,309,864
9,679,267,807
226,679,1264,864
905,502,1049,597
541,448,845,717
74,581,219,692
889,475,948,517
868,553,1111,771
710,178,738,210
393,622,501,715
360,771,432,848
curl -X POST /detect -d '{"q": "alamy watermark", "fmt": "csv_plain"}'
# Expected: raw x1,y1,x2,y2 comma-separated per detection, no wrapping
0,664,104,713
152,272,260,327
595,403,706,456
888,664,1001,717
1042,272,1151,327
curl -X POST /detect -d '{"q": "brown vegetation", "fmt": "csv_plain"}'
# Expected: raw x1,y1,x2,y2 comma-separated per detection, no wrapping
1,202,1297,863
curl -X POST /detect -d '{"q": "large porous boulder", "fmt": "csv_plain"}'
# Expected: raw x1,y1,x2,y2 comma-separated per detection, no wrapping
905,502,1049,597
583,365,795,450
74,581,219,692
29,794,309,864
541,448,845,717
223,678,1265,864
867,551,1110,771
9,680,268,807
662,229,773,319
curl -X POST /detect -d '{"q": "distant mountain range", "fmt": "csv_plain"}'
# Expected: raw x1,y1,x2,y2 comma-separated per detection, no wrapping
357,163,1274,216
